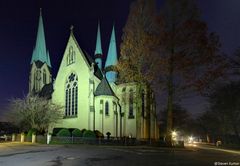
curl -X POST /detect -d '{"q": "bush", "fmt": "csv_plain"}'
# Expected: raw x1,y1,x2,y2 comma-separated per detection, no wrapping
68,128,76,134
81,129,86,134
83,130,96,138
52,128,64,136
27,128,37,137
72,129,83,137
56,128,71,137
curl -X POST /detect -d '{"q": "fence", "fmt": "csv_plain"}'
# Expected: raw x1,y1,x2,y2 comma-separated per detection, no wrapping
50,136,140,145
10,134,161,146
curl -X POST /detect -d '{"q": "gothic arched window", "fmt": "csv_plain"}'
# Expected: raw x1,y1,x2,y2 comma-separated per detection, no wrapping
122,87,126,103
100,100,103,114
67,46,75,65
105,101,109,116
113,102,117,115
65,73,78,117
35,69,41,91
43,69,46,84
129,89,134,118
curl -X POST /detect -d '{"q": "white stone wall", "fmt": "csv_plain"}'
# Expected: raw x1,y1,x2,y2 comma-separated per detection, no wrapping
29,63,52,93
52,34,92,131
50,33,159,140
95,96,119,137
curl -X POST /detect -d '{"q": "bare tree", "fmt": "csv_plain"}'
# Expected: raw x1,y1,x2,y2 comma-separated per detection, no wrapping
8,95,63,134
156,0,227,145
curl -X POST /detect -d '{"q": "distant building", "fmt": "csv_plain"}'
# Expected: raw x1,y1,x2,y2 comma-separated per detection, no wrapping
29,10,159,139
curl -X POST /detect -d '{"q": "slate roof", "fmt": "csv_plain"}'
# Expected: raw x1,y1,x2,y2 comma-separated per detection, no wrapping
31,9,51,67
39,83,54,99
30,60,52,73
105,25,118,68
70,32,103,80
94,22,102,55
95,76,116,97
82,50,103,80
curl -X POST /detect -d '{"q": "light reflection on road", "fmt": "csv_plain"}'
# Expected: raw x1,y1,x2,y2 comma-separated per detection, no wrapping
189,143,240,155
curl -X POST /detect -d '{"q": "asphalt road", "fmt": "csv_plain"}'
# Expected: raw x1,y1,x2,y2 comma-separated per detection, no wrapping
0,142,239,166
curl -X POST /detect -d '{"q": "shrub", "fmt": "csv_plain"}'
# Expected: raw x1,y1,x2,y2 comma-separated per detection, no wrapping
27,128,37,137
81,128,86,134
52,128,64,136
56,128,71,137
68,128,76,134
72,129,83,137
83,130,96,138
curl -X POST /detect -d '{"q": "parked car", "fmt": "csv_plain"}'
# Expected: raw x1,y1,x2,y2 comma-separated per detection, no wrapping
0,134,11,142
0,135,7,141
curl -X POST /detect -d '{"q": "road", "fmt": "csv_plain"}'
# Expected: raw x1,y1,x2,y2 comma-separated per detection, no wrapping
0,142,239,166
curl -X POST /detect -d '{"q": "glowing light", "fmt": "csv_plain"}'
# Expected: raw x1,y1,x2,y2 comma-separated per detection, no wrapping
188,136,193,143
171,130,177,141
172,131,177,136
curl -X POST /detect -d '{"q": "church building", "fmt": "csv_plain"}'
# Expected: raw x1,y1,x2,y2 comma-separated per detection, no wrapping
29,10,159,139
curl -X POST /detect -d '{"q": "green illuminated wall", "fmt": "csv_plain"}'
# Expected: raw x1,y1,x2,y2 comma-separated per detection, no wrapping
49,31,159,139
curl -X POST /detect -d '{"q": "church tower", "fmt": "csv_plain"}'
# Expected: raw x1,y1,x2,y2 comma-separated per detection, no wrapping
94,22,103,70
105,25,118,83
29,9,52,94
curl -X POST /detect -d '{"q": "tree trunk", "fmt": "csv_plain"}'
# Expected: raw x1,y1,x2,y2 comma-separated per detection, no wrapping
232,122,240,143
166,77,173,146
166,46,174,146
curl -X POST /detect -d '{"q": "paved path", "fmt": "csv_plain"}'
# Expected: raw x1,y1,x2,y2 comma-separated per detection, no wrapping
0,142,239,166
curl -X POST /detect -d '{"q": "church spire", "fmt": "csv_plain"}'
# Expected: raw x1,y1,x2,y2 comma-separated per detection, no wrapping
31,8,51,67
94,21,103,70
105,25,118,83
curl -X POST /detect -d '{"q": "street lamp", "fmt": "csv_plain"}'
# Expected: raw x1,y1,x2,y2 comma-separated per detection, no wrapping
171,130,177,141
188,136,193,143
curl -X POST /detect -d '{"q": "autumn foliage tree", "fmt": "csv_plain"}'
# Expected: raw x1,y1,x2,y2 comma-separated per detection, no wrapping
156,0,227,144
118,0,227,144
117,0,158,139
117,0,157,85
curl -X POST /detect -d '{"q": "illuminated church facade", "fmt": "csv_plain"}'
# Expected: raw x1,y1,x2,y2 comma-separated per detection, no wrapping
29,10,159,139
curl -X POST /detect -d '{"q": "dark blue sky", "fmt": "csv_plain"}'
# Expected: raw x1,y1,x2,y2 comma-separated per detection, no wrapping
182,0,240,116
0,0,239,120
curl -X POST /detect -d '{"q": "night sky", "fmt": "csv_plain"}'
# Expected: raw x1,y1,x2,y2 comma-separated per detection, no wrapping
0,0,239,120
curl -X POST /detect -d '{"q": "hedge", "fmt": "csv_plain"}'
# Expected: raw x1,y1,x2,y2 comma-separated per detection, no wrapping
52,128,64,136
56,128,71,137
72,129,83,137
83,130,96,138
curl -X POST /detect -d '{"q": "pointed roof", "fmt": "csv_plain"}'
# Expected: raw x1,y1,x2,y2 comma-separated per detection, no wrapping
94,21,102,55
105,25,118,68
31,9,51,67
95,76,115,97
64,27,103,80
39,83,54,99
47,51,51,67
